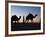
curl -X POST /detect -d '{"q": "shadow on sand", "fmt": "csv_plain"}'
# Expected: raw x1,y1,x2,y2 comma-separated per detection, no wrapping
11,23,41,31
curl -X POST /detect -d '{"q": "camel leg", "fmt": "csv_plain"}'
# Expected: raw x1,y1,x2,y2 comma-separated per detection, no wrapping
26,20,27,23
28,20,29,23
31,20,33,23
17,21,19,23
26,20,29,23
27,20,28,23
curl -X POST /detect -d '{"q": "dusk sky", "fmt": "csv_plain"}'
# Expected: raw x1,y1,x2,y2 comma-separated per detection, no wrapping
11,6,41,23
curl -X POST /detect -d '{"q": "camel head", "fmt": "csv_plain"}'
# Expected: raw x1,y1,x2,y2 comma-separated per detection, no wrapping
35,14,38,16
34,14,38,18
18,16,21,20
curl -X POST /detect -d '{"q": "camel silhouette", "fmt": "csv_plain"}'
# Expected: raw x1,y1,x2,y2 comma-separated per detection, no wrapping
11,15,21,23
26,13,38,23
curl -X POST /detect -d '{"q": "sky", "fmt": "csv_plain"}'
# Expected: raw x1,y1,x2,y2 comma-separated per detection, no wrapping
11,6,41,23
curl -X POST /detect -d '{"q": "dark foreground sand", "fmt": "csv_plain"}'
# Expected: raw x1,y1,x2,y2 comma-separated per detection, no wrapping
11,23,41,31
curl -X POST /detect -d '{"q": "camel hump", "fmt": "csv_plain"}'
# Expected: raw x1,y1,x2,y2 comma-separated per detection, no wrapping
27,13,33,17
28,13,33,16
12,15,18,18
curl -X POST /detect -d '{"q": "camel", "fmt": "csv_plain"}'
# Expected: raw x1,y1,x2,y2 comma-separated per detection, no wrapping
11,15,21,23
26,13,38,23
